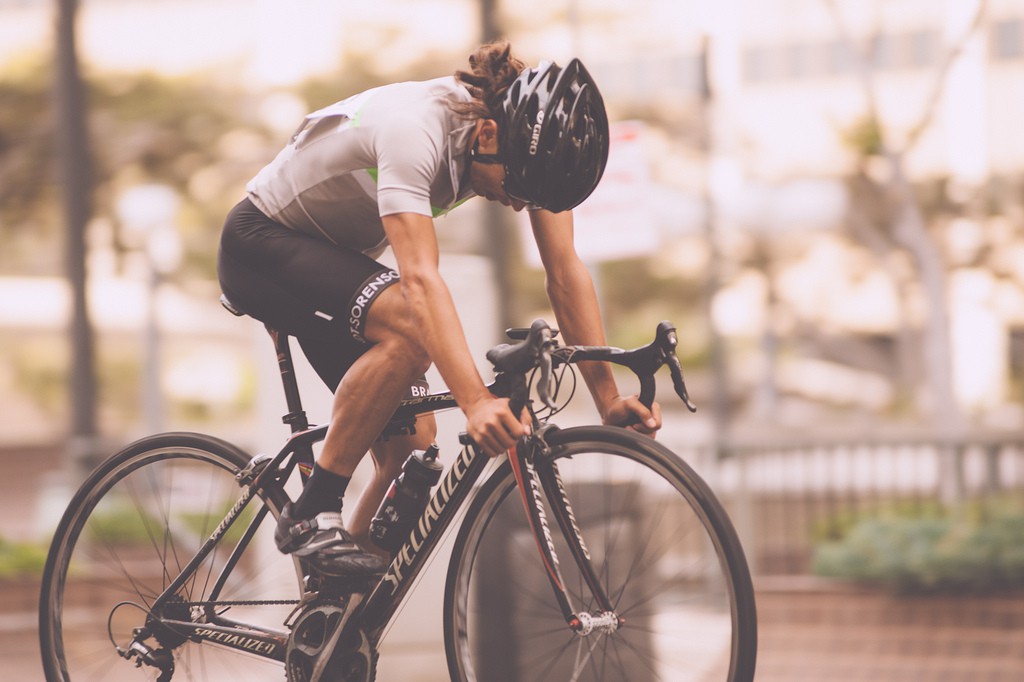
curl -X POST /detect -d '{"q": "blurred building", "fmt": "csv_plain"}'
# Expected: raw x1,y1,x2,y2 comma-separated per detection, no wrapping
4,0,1024,424
587,0,1024,422
3,0,1019,174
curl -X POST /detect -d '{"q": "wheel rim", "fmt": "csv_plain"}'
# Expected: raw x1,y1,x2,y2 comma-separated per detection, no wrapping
42,444,300,681
447,438,753,682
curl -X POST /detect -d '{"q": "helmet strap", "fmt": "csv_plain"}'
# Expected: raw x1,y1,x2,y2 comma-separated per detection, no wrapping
469,140,504,165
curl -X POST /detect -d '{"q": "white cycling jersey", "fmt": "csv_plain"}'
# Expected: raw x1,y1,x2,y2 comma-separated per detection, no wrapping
246,77,477,257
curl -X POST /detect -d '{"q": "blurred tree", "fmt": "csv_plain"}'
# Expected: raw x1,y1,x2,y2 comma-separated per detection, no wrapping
0,65,275,278
2,50,479,280
90,73,272,280
826,0,988,434
55,0,98,469
0,60,55,273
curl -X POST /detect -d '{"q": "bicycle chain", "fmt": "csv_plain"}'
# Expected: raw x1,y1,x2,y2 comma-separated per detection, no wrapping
181,599,302,608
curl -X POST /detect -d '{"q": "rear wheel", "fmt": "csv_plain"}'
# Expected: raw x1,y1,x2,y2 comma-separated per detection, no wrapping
39,432,300,681
444,426,757,681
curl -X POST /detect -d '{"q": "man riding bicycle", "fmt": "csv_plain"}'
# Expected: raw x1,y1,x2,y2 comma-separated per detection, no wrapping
217,41,662,578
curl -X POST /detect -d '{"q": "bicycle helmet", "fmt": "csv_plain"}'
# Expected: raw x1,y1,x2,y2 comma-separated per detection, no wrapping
498,58,609,212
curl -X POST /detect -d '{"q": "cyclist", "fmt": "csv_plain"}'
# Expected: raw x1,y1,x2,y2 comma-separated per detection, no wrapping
218,41,662,577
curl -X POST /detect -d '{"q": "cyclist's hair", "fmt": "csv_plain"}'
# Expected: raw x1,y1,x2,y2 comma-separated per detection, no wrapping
452,41,526,121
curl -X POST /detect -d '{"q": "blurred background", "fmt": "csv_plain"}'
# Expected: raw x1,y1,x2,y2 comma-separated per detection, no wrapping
2,0,1023,679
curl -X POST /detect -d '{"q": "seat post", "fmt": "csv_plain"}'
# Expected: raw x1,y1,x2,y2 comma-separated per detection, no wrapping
219,295,314,482
267,326,317,484
267,325,310,434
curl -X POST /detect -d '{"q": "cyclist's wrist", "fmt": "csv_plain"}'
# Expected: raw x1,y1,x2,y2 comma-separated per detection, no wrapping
594,390,625,420
577,362,618,408
460,390,499,415
598,393,642,423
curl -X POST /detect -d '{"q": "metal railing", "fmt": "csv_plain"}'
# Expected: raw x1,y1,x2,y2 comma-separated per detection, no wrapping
675,435,1024,576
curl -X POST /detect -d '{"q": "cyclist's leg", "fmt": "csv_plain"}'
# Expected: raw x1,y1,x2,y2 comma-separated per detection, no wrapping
277,285,433,574
299,331,439,551
219,200,429,575
219,198,430,480
314,280,433,477
347,412,439,555
218,200,391,451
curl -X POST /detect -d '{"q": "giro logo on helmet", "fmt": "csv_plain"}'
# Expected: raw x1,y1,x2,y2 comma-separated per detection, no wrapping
528,109,545,156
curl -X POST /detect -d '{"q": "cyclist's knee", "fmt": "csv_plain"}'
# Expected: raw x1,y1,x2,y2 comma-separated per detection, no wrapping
385,330,431,375
390,334,430,377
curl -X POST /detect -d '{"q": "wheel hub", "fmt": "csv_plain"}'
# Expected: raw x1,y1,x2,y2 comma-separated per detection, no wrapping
571,610,621,636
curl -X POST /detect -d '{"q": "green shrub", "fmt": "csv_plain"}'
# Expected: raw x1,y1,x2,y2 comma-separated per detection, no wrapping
0,537,48,579
813,505,1024,594
86,499,256,548
86,503,162,547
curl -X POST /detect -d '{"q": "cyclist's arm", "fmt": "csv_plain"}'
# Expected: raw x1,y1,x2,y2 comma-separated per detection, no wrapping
529,209,661,433
382,211,524,454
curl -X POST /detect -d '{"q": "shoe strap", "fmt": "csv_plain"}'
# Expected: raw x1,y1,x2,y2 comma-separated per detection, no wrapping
310,512,347,532
285,512,345,539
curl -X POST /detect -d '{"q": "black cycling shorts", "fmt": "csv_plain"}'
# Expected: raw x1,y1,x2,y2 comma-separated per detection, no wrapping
218,197,428,396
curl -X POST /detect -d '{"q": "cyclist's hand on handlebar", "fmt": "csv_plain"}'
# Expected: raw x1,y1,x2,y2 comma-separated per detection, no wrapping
465,396,528,457
602,395,662,438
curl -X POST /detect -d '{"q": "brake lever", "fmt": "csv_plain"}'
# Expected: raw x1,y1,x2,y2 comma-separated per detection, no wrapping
491,320,557,415
668,353,697,413
656,321,697,413
536,341,557,409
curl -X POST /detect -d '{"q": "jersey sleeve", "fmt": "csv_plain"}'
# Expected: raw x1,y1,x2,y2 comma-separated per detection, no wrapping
374,114,443,218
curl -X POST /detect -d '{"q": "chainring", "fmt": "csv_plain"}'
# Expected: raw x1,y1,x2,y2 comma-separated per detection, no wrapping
285,599,377,682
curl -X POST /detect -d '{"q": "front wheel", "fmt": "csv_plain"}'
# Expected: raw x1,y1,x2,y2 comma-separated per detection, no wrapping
39,432,301,681
444,426,757,682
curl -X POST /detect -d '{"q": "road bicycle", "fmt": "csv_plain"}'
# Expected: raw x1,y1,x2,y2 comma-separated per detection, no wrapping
39,306,758,681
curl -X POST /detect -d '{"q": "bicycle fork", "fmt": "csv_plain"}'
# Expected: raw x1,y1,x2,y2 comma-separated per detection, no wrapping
507,431,621,637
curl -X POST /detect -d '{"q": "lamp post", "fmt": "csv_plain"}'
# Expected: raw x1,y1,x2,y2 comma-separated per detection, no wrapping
116,184,182,434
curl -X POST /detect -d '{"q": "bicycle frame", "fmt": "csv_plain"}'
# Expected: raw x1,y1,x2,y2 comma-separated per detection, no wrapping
139,421,471,661
143,413,597,664
132,324,627,669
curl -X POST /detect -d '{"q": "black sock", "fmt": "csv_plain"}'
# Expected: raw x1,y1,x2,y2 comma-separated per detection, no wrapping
292,463,351,519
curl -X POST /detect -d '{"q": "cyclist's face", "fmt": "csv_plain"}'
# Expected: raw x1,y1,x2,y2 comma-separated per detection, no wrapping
469,120,528,212
469,162,527,211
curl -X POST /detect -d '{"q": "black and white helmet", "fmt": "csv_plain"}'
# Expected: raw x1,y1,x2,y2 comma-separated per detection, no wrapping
498,59,610,212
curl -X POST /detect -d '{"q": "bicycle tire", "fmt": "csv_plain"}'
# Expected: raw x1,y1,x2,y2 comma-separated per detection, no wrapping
39,432,299,681
443,425,757,682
